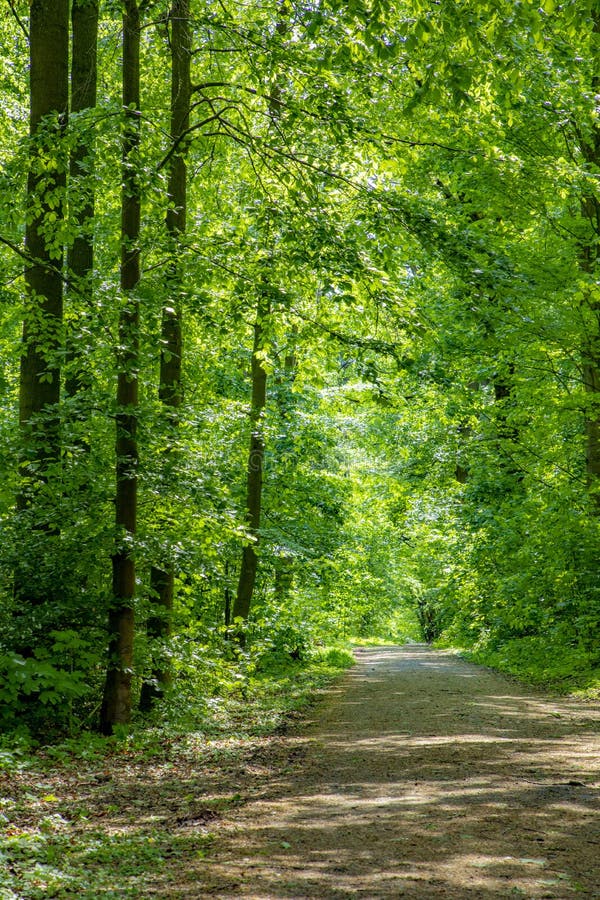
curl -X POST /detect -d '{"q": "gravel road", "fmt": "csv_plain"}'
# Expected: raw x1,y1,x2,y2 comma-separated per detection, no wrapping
198,645,600,898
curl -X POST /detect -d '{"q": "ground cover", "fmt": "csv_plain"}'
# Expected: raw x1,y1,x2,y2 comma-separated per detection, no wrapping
0,649,353,899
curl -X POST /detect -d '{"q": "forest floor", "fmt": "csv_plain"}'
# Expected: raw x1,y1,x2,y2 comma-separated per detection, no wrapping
3,645,600,899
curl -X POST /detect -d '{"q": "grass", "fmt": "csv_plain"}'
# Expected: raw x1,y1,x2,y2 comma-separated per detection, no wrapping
457,634,600,696
0,645,354,900
0,826,216,899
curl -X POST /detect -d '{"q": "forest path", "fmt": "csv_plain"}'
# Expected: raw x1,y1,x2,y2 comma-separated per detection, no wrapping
189,645,600,899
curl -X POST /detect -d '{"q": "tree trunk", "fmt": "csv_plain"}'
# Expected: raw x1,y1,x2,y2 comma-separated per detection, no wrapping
224,559,233,627
65,0,98,404
492,363,524,487
584,355,600,495
231,4,288,628
272,326,298,604
19,0,69,488
233,293,270,623
139,0,190,713
578,37,600,510
101,0,141,735
13,0,69,662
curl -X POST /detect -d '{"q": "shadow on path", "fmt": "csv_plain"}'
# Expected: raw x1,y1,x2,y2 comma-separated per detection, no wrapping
173,645,600,898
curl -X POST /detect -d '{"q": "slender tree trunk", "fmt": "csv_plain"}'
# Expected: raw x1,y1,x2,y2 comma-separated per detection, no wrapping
224,560,233,626
101,0,141,735
231,3,288,628
19,0,69,489
581,265,600,509
578,10,600,510
492,363,524,486
66,0,98,403
139,0,190,712
273,328,298,603
583,353,600,495
233,293,270,623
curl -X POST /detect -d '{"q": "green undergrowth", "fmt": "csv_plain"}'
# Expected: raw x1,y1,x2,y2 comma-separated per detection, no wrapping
0,645,354,900
350,637,403,647
455,635,600,696
350,637,422,648
154,642,355,737
0,644,355,769
179,644,356,737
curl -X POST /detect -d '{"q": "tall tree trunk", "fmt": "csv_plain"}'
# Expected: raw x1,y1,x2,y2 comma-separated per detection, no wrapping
139,0,190,712
13,0,68,667
19,0,69,490
100,0,141,735
492,363,523,487
233,293,270,623
231,3,288,628
579,12,600,510
66,0,98,404
581,259,600,510
273,327,298,603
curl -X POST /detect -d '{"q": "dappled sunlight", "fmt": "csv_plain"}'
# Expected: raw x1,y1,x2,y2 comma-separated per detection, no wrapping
15,647,593,896
330,732,527,747
209,778,597,896
198,772,597,897
192,646,600,898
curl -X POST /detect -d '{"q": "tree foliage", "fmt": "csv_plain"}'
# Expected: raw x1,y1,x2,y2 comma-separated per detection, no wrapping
1,0,600,735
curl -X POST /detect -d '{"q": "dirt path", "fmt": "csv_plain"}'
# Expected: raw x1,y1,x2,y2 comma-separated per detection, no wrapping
188,645,600,899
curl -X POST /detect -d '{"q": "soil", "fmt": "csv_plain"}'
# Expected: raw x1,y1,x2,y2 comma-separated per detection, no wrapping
186,644,600,899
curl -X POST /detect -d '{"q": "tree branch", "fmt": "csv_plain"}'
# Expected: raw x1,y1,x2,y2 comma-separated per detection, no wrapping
156,109,238,170
7,0,29,40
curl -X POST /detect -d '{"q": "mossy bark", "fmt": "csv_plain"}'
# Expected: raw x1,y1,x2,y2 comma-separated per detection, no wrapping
101,0,141,735
65,0,98,404
233,293,269,624
140,0,190,713
19,0,69,478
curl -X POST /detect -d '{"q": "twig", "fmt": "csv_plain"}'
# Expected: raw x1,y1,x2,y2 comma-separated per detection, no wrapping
7,0,28,40
156,110,237,170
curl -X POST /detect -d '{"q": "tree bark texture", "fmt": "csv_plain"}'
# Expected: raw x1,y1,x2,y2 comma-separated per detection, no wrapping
233,294,270,622
579,178,600,508
272,326,298,603
140,0,190,712
65,0,98,402
19,0,69,476
578,10,600,510
101,0,141,735
13,0,69,649
231,5,288,626
492,364,524,486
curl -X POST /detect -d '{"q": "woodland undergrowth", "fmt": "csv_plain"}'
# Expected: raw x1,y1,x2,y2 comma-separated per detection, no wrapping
0,646,353,900
458,637,600,697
